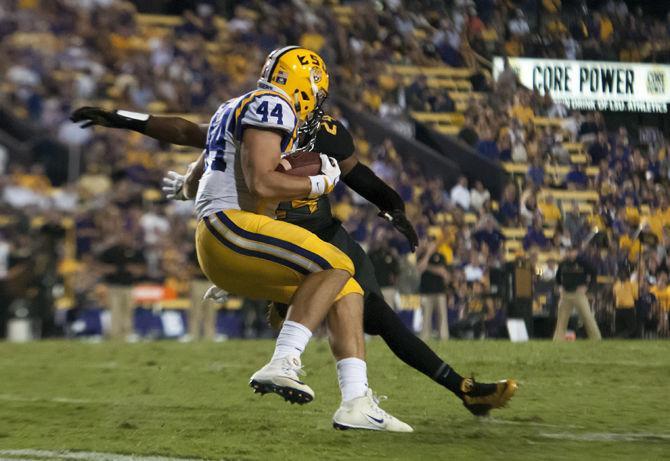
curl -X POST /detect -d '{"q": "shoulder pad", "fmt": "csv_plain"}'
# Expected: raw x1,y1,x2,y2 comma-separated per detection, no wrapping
314,117,354,161
236,91,297,138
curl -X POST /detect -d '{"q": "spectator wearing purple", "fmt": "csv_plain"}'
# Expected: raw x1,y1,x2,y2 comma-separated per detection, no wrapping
588,131,611,165
578,113,599,142
497,184,519,226
458,115,479,147
526,156,545,187
476,126,499,161
566,164,588,190
523,217,550,250
609,144,631,171
406,75,430,111
473,215,505,255
498,132,512,161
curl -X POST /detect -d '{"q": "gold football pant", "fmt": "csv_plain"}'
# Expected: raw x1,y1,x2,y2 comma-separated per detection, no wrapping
195,209,363,304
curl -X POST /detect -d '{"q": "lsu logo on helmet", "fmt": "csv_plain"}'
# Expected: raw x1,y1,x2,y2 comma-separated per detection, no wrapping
258,46,330,121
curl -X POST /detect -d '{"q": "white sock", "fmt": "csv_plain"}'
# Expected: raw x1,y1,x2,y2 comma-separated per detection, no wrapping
336,357,368,402
271,320,312,362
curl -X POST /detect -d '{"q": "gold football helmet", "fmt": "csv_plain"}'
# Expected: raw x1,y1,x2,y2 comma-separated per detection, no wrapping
258,46,329,121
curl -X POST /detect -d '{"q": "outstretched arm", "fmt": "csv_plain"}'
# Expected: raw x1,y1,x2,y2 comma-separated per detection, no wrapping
340,156,405,212
339,155,419,251
70,107,207,148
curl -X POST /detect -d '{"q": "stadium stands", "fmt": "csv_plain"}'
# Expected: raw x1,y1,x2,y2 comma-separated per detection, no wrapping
1,0,669,340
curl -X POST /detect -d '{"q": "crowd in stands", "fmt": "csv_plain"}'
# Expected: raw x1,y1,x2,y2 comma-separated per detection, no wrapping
1,0,669,339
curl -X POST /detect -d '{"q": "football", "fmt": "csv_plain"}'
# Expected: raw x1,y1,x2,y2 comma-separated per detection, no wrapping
275,150,322,177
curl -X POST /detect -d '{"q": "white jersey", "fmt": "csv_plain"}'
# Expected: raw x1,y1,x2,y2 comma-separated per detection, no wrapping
195,88,298,220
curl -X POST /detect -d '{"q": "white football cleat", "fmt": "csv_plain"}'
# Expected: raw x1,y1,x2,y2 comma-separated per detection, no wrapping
332,388,413,432
249,355,314,405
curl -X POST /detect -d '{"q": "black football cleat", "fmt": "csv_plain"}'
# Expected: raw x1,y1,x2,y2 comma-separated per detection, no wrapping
460,377,518,417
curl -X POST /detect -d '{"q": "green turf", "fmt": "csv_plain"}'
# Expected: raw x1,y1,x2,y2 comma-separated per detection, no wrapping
0,339,669,460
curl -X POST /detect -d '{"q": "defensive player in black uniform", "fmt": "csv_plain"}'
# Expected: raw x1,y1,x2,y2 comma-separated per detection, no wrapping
71,106,517,416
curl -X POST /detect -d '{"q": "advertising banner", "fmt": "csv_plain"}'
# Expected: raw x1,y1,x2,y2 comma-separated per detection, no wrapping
493,57,670,113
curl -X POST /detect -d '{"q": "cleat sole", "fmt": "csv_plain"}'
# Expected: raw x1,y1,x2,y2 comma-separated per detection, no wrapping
463,379,518,417
249,379,313,405
333,422,351,430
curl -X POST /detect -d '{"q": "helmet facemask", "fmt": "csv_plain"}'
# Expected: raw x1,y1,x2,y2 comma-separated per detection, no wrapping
294,107,324,152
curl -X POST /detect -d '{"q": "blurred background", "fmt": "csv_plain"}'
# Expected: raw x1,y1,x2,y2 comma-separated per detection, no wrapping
1,0,670,342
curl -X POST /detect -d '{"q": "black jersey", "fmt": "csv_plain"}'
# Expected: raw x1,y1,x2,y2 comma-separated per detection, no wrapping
276,115,354,236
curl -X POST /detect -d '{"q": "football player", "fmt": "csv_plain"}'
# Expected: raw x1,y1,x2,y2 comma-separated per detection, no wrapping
72,47,411,432
72,57,517,420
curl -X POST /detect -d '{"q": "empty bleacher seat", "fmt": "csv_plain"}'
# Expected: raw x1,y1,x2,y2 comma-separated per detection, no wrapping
410,112,465,124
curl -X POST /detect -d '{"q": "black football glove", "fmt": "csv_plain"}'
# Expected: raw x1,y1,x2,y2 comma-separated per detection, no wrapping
70,107,148,132
379,209,419,252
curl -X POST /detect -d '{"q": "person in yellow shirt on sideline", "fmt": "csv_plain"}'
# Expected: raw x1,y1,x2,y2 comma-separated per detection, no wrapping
437,241,454,266
428,226,453,265
612,271,638,338
650,272,670,335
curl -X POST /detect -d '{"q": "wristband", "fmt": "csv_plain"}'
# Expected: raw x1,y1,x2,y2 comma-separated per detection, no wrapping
115,110,150,133
308,175,329,198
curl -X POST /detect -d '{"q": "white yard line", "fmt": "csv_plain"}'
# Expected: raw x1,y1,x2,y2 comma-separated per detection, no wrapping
482,418,585,429
0,395,95,405
540,432,670,442
0,450,205,461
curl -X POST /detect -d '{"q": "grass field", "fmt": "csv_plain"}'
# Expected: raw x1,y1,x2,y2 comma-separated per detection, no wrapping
1,339,669,461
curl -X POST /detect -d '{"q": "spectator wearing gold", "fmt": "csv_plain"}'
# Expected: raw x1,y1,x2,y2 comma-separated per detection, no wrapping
650,272,670,335
299,24,325,52
539,195,561,227
509,92,534,125
612,271,637,338
619,229,641,264
623,196,640,228
647,196,670,241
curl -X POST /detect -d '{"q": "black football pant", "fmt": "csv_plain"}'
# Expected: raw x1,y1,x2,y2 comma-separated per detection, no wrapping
319,223,445,380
